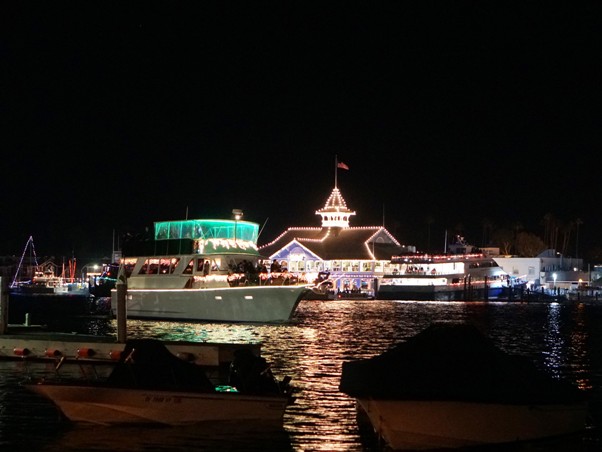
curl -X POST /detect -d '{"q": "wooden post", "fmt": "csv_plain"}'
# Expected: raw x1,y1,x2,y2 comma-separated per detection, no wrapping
116,263,127,343
0,277,7,335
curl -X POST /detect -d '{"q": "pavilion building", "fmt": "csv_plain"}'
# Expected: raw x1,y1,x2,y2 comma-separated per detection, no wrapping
258,185,415,297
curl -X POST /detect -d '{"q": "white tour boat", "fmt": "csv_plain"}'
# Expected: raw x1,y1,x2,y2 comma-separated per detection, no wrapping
110,214,311,323
377,252,508,301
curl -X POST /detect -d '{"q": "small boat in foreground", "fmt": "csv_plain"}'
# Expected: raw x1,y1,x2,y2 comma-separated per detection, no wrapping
111,215,311,323
339,322,588,450
24,339,294,426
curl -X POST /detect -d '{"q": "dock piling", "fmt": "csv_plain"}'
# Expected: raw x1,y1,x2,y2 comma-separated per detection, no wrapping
0,277,7,335
116,263,127,343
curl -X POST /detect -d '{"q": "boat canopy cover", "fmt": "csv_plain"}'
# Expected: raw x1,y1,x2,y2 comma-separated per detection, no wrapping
121,218,263,258
155,219,259,243
339,322,585,405
106,339,215,392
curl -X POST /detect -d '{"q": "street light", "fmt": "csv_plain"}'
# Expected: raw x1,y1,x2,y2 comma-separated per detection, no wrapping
81,264,100,283
232,209,243,244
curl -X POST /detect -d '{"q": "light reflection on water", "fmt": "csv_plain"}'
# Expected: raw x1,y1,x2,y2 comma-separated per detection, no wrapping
1,299,602,451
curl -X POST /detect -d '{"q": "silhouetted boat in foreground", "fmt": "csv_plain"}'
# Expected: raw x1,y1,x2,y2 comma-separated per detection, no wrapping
339,322,588,450
24,339,294,426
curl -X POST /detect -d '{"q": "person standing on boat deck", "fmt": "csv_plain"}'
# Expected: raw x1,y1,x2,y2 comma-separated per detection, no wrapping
203,260,210,276
257,261,267,274
270,260,281,273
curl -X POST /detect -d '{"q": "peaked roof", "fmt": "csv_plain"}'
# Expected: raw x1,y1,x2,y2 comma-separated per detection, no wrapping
258,226,405,261
258,178,412,261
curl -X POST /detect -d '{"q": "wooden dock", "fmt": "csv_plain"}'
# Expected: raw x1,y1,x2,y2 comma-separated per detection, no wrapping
0,331,260,366
0,277,260,367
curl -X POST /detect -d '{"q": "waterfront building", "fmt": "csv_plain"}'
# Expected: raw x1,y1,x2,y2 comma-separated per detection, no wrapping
494,250,588,292
258,184,414,297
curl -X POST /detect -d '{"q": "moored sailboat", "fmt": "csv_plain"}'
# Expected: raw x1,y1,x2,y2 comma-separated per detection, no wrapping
8,236,91,324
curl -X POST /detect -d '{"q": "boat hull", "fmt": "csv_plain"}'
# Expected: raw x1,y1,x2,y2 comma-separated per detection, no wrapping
378,253,508,301
340,323,589,450
111,285,309,323
377,284,503,301
26,384,289,426
356,398,588,450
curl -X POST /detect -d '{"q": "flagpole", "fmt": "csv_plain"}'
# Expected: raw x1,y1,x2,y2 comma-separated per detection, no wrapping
334,155,338,188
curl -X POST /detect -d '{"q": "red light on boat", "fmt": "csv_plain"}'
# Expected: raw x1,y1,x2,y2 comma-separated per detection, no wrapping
45,349,62,357
13,348,30,356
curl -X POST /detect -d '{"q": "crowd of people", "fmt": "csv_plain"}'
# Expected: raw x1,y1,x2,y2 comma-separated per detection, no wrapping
227,259,302,286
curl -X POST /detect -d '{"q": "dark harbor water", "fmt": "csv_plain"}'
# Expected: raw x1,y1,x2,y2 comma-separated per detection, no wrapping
1,299,602,451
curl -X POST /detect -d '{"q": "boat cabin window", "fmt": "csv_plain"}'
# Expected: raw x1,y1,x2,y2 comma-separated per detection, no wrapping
196,259,212,275
138,259,157,275
122,259,136,277
138,258,179,275
159,258,170,274
159,257,180,275
183,259,194,274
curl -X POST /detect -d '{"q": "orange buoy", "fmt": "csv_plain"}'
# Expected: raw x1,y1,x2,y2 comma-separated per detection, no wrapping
13,348,30,356
45,349,62,357
77,348,95,358
109,350,123,360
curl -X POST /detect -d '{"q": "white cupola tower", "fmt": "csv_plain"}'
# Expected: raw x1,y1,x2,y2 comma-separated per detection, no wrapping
316,187,355,228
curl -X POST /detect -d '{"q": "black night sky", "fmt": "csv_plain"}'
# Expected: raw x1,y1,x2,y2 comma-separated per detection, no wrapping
2,3,601,262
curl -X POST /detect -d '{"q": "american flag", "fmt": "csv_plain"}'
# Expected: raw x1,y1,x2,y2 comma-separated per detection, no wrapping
337,161,349,170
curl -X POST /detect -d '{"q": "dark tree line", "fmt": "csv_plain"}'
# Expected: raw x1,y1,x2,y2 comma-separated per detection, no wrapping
420,213,596,260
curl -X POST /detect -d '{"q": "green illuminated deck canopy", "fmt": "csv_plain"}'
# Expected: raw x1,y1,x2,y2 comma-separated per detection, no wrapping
154,219,260,256
154,219,259,242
